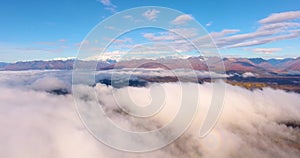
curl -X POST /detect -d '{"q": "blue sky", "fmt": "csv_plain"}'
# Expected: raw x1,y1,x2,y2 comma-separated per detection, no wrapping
1,0,300,62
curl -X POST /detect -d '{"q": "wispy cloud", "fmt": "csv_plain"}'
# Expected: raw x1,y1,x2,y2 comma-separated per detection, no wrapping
259,11,300,24
206,21,213,27
142,10,300,52
34,39,67,46
204,11,300,49
143,9,160,21
143,28,199,41
97,0,117,13
99,0,113,6
171,14,194,25
112,37,133,44
225,29,300,48
258,22,300,31
251,48,282,54
73,10,300,58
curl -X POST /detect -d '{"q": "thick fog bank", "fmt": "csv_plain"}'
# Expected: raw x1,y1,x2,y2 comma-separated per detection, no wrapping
0,71,299,158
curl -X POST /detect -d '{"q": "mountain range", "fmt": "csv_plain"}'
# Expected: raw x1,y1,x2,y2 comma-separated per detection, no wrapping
1,57,300,75
1,57,300,93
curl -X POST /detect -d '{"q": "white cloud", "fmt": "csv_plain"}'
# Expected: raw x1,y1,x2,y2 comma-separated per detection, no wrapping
141,15,300,51
259,11,300,24
242,72,257,78
252,48,282,54
97,0,117,13
171,14,194,25
112,37,133,44
143,9,160,21
142,29,202,52
258,22,300,31
1,71,300,157
210,29,240,37
139,11,300,52
192,29,240,47
51,56,76,61
76,10,300,55
31,76,69,92
191,11,300,49
143,28,198,41
218,29,281,47
226,29,300,48
95,68,229,79
206,21,213,27
99,0,113,6
208,20,300,48
84,50,126,61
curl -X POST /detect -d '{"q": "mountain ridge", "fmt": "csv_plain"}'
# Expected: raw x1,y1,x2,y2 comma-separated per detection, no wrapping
1,57,299,75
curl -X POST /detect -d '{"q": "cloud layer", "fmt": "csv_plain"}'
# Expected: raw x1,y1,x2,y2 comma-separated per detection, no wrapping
0,70,299,158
